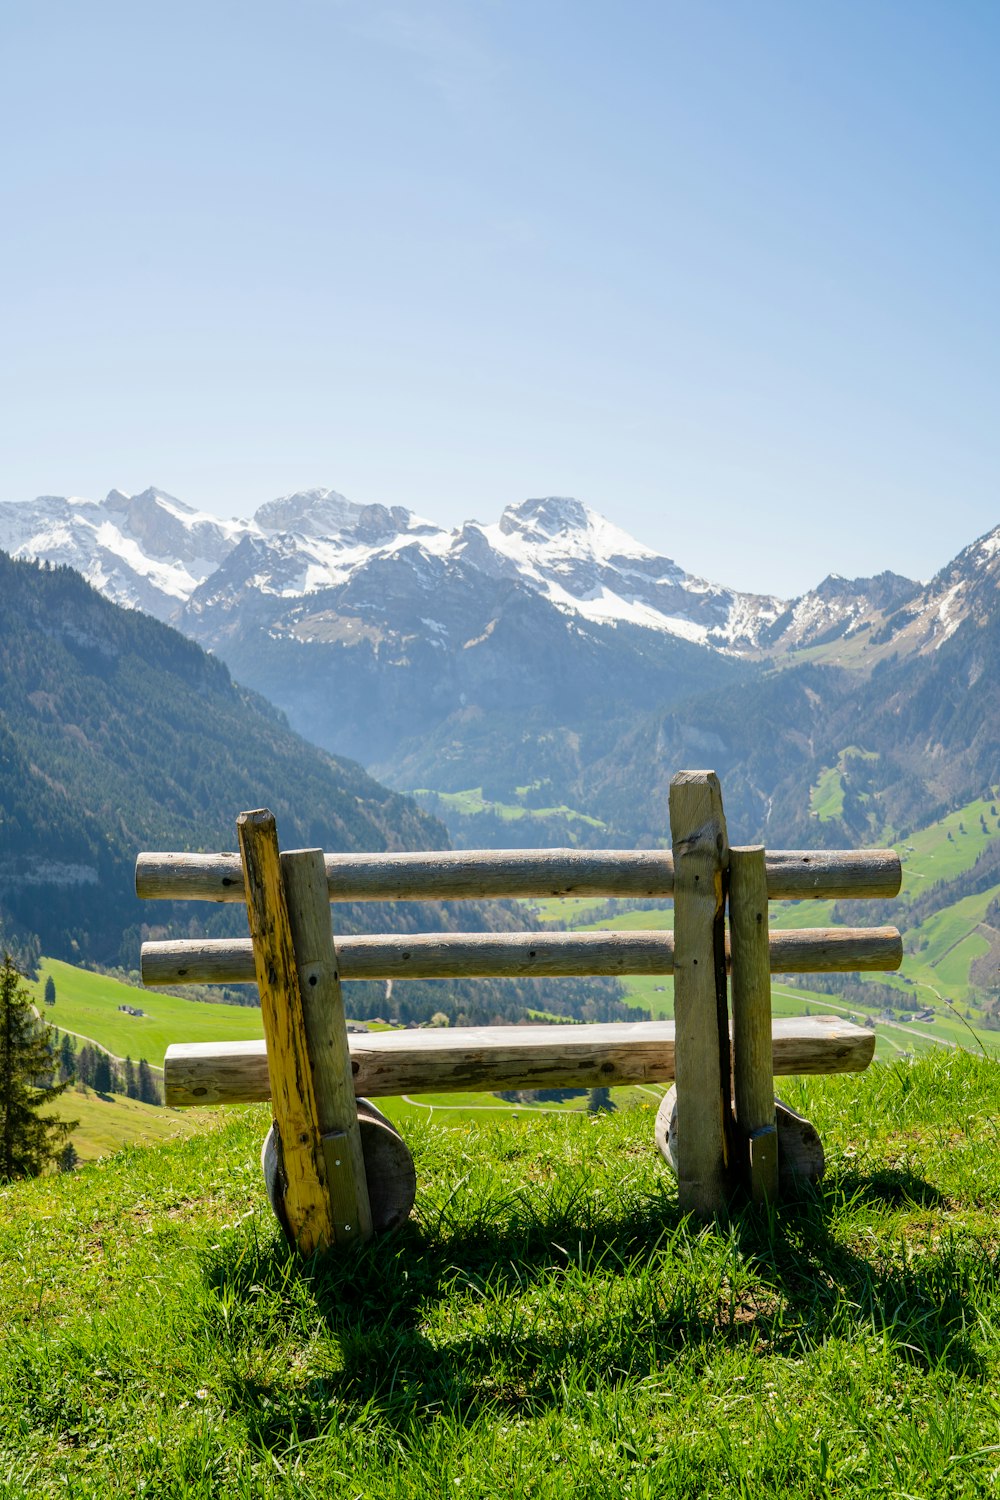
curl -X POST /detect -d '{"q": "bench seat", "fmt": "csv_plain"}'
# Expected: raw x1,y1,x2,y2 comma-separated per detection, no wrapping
164,1014,875,1107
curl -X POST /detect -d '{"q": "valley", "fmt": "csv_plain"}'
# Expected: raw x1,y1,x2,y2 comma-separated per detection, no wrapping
27,781,1000,1164
4,483,999,862
1,483,998,1165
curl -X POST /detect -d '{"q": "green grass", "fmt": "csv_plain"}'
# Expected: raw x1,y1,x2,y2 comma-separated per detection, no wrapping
413,786,606,829
808,747,879,823
897,795,1000,892
809,764,846,821
4,1050,1000,1496
28,958,264,1069
48,1087,217,1163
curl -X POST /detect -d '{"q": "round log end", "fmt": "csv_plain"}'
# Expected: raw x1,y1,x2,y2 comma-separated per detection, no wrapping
262,1099,416,1243
654,1085,825,1197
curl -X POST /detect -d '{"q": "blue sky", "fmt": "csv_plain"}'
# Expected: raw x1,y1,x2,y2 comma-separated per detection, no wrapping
3,1,998,595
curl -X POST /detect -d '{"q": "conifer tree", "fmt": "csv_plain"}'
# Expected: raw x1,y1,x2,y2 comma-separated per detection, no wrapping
93,1051,113,1095
124,1056,138,1099
0,953,76,1180
44,975,56,1007
137,1059,161,1106
58,1033,76,1084
77,1044,97,1089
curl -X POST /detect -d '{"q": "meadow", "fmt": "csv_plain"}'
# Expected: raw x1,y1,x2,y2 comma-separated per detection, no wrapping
29,959,265,1069
3,1049,1000,1497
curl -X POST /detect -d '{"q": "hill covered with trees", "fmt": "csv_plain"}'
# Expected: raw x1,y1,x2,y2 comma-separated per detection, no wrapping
0,554,629,1026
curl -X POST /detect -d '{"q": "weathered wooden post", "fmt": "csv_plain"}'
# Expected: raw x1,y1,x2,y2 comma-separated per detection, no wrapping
237,810,372,1254
729,845,778,1203
668,770,732,1217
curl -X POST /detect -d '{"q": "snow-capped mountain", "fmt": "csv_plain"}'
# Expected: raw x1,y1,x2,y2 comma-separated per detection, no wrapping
0,484,787,649
0,487,247,619
3,481,997,853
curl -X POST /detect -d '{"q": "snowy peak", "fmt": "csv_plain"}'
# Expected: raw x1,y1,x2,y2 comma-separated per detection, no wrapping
4,481,993,670
471,495,781,647
859,521,1000,658
254,487,363,536
498,495,593,540
0,487,248,621
0,483,786,649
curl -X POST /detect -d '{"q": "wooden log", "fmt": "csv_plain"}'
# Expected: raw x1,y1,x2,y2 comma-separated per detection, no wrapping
135,846,903,904
669,770,731,1217
280,848,372,1244
656,1087,824,1193
140,924,904,987
729,846,778,1204
163,1014,877,1107
236,812,335,1256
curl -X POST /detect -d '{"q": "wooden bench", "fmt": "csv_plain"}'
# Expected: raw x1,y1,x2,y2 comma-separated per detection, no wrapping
136,770,901,1252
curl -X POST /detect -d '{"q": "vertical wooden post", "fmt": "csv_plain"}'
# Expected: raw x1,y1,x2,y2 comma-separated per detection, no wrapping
237,810,370,1255
669,770,731,1217
729,846,778,1204
281,848,373,1243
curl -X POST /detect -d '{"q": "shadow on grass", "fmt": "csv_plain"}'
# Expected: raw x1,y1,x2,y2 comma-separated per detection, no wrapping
200,1158,987,1447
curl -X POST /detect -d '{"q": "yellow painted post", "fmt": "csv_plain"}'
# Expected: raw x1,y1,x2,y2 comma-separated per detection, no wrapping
237,810,341,1254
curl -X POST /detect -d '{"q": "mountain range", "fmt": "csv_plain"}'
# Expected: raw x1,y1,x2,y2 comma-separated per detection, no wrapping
2,484,998,852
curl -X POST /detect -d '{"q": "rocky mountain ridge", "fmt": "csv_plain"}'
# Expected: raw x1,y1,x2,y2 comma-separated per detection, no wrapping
3,483,998,852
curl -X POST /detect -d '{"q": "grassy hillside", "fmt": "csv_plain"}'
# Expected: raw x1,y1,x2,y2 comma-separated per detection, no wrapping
0,550,443,966
49,1086,217,1163
3,1049,1000,1497
30,958,264,1069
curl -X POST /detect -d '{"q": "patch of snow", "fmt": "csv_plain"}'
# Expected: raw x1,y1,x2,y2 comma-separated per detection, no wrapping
932,582,965,647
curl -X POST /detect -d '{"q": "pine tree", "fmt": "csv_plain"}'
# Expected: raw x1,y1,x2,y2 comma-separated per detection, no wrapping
124,1056,138,1099
93,1050,113,1095
0,953,76,1180
586,1086,615,1114
137,1059,161,1106
44,975,56,1007
58,1032,76,1084
77,1044,97,1089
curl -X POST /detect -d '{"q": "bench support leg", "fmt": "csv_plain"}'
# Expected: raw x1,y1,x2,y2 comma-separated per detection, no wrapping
669,771,733,1217
238,810,372,1254
729,845,779,1204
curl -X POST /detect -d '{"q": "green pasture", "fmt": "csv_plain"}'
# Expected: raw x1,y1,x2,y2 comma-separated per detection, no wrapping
6,1050,1000,1496
903,884,999,997
808,746,878,823
897,793,1000,892
29,958,264,1069
49,1087,218,1164
414,785,606,829
810,763,846,821
377,1082,666,1126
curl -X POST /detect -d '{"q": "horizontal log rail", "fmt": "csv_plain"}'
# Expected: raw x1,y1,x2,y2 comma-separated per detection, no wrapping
162,1015,876,1107
135,846,901,905
141,925,902,987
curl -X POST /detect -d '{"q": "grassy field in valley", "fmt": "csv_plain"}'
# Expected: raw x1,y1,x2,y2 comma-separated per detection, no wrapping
3,1049,1000,1497
48,1087,217,1164
28,958,264,1069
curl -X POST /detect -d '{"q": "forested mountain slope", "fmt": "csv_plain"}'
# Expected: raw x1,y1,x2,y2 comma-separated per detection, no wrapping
0,553,441,964
0,554,628,1025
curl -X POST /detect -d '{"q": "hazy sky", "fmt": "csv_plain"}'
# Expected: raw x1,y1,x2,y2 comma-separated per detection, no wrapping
3,1,999,595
